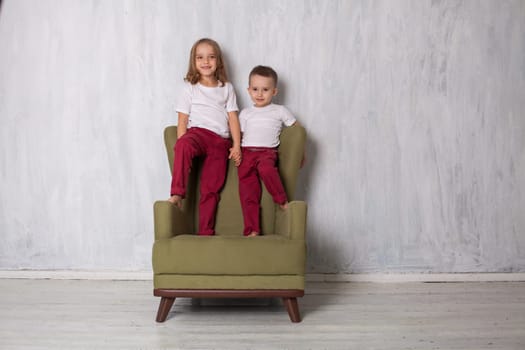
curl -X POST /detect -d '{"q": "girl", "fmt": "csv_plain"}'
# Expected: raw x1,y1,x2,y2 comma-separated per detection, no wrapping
168,38,242,236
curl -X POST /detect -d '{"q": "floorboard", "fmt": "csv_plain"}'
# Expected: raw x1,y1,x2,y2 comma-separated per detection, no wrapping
0,279,524,349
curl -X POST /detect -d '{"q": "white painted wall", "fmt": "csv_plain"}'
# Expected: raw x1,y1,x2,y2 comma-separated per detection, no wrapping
1,0,524,273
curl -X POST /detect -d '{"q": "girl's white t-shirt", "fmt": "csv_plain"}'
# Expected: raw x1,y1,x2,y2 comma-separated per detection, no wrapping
176,81,238,138
239,104,296,148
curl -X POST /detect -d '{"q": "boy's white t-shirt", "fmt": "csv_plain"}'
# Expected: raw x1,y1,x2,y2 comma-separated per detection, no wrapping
176,81,238,138
239,104,296,148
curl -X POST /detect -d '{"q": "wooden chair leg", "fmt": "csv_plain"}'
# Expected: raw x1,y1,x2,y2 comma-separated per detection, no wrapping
282,297,301,323
156,297,175,322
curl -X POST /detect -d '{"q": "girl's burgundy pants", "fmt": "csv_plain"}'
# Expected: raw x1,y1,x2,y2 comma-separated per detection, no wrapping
170,127,231,235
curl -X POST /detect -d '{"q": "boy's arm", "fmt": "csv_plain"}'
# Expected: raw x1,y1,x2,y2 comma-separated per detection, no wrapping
228,111,242,166
177,112,189,139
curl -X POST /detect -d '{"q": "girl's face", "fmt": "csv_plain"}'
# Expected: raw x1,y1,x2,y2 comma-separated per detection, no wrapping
195,43,217,81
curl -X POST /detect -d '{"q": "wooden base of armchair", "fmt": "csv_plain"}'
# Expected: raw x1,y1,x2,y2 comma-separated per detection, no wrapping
154,289,304,323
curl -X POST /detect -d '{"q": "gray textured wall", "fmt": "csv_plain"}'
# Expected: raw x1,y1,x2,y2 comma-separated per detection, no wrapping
1,0,524,273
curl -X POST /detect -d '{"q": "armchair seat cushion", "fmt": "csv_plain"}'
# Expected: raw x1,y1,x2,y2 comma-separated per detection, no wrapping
153,235,306,275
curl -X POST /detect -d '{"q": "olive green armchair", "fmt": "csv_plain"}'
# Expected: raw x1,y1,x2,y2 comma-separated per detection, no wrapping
152,124,307,322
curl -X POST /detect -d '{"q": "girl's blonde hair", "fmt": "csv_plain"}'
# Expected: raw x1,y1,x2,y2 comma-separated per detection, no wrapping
185,38,229,85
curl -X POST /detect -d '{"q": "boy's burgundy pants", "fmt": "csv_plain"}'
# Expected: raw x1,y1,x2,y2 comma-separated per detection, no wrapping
238,147,288,236
170,127,231,236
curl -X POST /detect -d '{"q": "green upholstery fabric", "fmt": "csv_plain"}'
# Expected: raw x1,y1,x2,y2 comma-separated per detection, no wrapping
154,275,305,290
153,124,307,291
153,235,305,275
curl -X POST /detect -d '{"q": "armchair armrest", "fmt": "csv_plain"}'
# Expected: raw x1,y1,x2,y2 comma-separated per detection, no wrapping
153,200,193,240
274,200,307,240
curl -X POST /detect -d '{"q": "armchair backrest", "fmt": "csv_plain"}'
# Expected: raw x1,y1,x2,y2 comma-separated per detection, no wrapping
164,124,306,235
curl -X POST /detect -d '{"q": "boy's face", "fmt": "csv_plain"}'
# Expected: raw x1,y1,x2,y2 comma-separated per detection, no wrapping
247,75,277,107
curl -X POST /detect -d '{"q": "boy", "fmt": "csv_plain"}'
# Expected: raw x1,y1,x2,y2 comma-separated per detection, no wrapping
238,65,297,237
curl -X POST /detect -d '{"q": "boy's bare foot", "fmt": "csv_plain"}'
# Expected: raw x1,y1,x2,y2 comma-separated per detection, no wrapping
168,195,183,209
247,232,259,237
279,202,289,210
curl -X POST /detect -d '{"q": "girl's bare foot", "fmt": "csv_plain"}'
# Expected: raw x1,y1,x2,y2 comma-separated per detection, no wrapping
168,195,183,209
247,231,259,237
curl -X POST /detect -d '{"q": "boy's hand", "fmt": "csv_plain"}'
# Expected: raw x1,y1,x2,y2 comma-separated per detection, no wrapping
229,146,242,166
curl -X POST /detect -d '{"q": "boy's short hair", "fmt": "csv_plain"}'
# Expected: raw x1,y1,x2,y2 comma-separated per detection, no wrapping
249,65,278,86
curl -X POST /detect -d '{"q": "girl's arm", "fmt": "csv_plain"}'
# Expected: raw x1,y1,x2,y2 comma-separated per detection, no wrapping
177,112,189,139
227,111,242,166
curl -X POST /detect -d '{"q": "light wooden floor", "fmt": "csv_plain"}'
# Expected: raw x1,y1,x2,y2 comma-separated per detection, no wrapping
1,279,524,349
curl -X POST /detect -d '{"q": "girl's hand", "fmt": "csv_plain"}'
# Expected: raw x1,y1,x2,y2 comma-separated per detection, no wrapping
229,146,242,166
